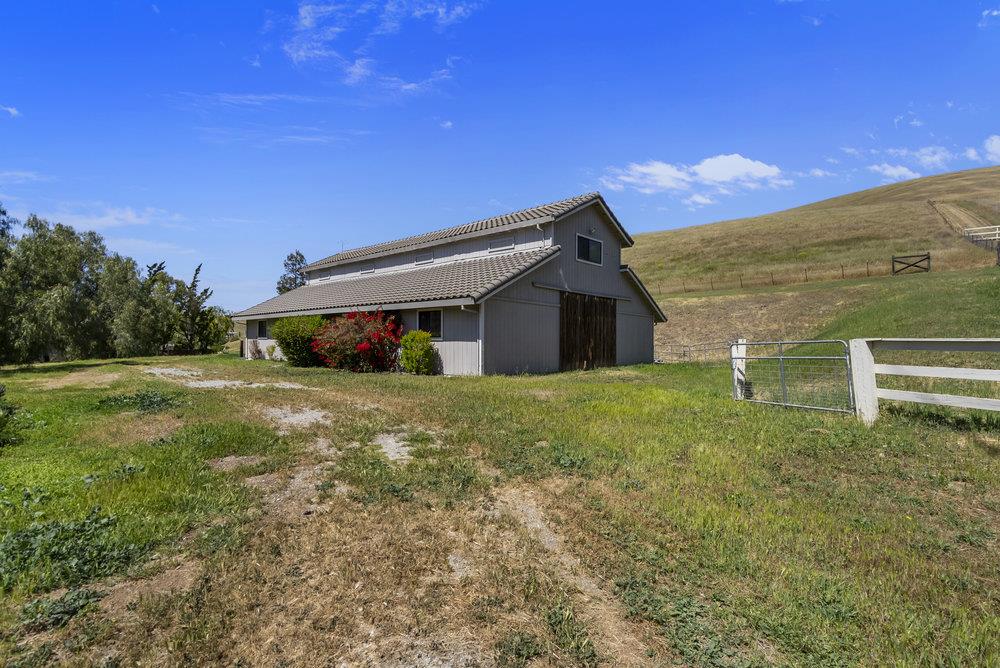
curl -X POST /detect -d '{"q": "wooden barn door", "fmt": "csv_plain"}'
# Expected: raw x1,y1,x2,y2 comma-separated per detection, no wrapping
559,292,617,371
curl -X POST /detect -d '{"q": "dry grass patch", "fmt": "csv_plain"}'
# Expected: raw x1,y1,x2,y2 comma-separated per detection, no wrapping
34,369,122,390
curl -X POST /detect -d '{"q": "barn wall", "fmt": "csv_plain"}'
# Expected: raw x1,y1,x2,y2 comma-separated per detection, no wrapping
399,306,480,375
483,296,560,374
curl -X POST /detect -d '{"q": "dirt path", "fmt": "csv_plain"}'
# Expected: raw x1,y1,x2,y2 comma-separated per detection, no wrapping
931,200,993,235
497,487,661,667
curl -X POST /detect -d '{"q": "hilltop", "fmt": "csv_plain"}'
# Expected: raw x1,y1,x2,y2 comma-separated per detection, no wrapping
624,166,999,295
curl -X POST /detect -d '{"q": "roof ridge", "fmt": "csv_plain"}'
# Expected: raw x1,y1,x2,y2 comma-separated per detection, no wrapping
303,192,601,271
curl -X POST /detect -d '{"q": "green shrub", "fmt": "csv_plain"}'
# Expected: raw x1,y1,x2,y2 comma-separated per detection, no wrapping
400,330,439,375
271,315,325,366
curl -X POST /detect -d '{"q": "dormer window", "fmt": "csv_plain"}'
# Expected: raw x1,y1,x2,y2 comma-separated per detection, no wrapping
415,251,434,265
576,234,603,266
488,234,515,253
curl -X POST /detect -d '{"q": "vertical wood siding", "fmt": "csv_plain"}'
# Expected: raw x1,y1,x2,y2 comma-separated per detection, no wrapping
559,292,616,370
400,307,480,375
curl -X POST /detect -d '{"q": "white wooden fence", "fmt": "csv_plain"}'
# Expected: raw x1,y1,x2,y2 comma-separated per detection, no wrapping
849,338,1000,425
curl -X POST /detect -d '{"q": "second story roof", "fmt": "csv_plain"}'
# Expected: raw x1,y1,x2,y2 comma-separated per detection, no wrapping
303,192,630,272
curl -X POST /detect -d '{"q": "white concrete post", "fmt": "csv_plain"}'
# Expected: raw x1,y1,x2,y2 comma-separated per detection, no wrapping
731,338,747,400
849,339,879,426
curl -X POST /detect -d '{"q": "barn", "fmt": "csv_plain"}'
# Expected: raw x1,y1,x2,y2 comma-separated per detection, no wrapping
233,193,666,374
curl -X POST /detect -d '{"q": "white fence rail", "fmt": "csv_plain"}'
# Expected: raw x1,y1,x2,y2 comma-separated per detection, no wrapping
963,225,1000,242
849,338,1000,425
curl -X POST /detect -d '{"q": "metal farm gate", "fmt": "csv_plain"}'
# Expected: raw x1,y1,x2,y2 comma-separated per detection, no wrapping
730,340,855,414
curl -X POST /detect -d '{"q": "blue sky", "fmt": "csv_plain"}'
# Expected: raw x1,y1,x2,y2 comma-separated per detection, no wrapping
2,1,999,310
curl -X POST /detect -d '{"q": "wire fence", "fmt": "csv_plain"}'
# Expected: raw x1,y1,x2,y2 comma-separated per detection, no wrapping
659,341,732,365
733,340,854,413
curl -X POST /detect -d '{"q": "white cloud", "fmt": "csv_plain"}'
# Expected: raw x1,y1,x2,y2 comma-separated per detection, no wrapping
840,146,862,157
247,54,262,68
807,168,835,177
179,92,323,108
964,147,982,162
690,153,783,185
985,135,1000,163
886,145,953,170
600,153,789,206
48,204,182,231
150,4,159,14
868,163,920,182
439,120,453,129
825,157,839,165
297,3,339,29
683,193,715,208
380,68,451,94
343,57,374,85
1,105,19,118
803,15,822,27
979,7,1000,28
412,2,481,28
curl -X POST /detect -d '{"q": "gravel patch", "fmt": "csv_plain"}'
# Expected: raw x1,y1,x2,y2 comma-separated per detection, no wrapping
209,455,266,472
373,433,412,463
185,379,310,390
144,366,202,379
263,406,330,434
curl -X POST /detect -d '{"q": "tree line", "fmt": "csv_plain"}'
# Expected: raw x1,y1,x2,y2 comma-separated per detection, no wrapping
0,202,230,365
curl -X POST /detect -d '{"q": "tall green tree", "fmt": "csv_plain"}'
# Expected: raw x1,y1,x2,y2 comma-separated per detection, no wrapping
174,264,218,353
277,250,307,294
0,203,16,363
1,215,110,362
105,259,179,357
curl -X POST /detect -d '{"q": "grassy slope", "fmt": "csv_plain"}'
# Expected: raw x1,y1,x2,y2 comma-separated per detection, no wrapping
2,340,999,664
624,166,1000,294
654,266,999,348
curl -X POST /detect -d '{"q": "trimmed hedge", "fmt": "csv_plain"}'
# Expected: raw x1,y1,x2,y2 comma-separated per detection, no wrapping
400,330,438,375
271,315,325,366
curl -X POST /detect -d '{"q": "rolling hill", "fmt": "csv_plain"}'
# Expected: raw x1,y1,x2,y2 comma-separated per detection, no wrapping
623,166,1000,295
622,166,1000,349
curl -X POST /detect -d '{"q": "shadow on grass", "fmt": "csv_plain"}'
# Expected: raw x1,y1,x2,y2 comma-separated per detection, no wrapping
0,359,144,377
882,403,1000,435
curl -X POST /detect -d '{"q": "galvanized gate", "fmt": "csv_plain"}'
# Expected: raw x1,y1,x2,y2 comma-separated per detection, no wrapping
730,340,855,413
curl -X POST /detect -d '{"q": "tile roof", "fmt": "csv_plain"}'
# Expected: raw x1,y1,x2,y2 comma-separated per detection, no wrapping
236,246,560,318
304,192,602,271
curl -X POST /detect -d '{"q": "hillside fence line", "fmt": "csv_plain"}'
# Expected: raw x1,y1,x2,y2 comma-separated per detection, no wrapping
646,254,990,296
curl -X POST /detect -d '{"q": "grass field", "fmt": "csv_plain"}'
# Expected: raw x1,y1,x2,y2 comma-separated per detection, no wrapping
623,166,999,296
2,341,999,665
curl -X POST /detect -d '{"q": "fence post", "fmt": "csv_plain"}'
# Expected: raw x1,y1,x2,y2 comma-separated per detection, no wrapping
731,338,747,400
849,339,879,426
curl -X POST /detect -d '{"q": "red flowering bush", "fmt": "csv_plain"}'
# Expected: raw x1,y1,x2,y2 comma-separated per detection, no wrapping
310,310,402,372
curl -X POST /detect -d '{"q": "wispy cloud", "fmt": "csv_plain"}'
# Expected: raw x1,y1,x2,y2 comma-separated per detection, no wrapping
985,135,1000,163
601,153,790,206
196,123,368,148
0,170,47,185
1,105,19,118
106,237,196,256
964,147,982,162
439,119,454,129
868,163,919,182
979,7,1000,28
885,145,953,169
178,92,325,108
47,204,183,231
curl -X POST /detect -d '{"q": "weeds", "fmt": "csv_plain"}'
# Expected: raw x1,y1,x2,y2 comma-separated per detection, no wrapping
0,384,20,447
19,588,105,633
545,599,599,666
97,389,177,413
495,632,543,667
0,509,145,593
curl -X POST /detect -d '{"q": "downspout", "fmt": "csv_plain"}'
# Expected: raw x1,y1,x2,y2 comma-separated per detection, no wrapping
478,302,486,375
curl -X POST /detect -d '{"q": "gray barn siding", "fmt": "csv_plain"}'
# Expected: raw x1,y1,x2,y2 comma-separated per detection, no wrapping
399,306,480,375
484,297,560,374
484,206,656,372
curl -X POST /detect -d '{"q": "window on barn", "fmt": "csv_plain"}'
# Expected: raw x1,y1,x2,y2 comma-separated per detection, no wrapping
576,234,603,266
415,251,434,265
488,234,515,252
257,320,268,338
360,264,375,274
418,310,442,339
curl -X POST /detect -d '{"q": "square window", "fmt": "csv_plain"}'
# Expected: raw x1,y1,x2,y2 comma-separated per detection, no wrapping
418,310,442,338
576,235,603,265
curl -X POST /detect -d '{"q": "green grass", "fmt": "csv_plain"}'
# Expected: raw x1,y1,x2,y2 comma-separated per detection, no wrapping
1,339,998,664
